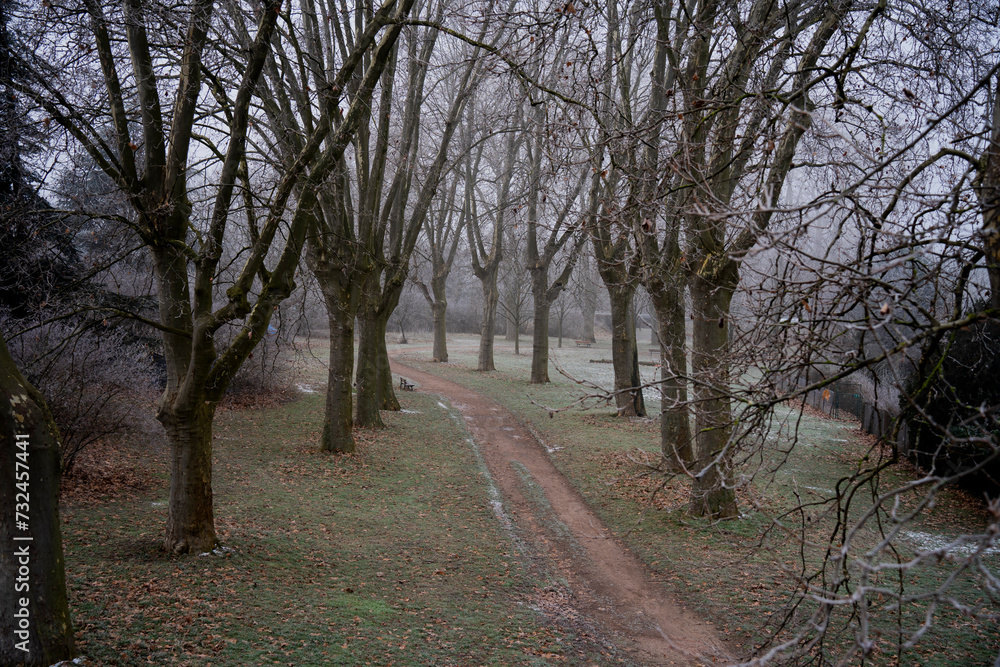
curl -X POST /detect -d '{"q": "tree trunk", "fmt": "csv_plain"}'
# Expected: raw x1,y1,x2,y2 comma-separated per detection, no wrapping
504,284,520,343
689,270,738,519
478,271,500,371
150,244,218,554
0,333,75,665
354,275,385,429
652,285,692,471
980,72,1000,311
608,285,646,417
431,278,448,362
530,270,550,384
321,291,356,453
580,253,597,342
375,310,399,412
160,401,218,554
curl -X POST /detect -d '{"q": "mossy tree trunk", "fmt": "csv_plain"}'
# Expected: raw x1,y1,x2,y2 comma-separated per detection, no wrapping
308,219,363,453
651,282,692,471
476,269,501,371
529,268,552,384
430,282,449,362
607,284,646,417
323,299,357,452
688,269,738,519
376,287,401,411
160,401,217,553
354,274,387,429
0,332,75,665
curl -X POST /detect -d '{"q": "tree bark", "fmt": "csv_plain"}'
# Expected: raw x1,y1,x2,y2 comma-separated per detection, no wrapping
431,277,448,362
477,267,500,371
320,288,357,453
355,273,402,423
0,333,75,665
150,242,219,555
979,72,1000,311
375,305,400,411
607,285,646,417
354,274,386,429
530,269,551,383
579,252,597,343
160,400,217,553
689,270,738,519
651,285,692,471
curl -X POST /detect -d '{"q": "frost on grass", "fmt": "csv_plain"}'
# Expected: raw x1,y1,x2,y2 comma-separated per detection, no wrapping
198,545,235,558
901,530,1000,558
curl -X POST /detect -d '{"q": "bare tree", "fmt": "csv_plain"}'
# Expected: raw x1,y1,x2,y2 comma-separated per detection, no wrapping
20,0,408,549
525,151,588,383
466,96,524,370
351,4,491,426
574,248,598,343
499,214,533,355
413,131,469,363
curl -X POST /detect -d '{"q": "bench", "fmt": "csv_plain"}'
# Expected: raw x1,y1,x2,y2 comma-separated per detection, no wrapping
574,340,592,347
398,377,415,391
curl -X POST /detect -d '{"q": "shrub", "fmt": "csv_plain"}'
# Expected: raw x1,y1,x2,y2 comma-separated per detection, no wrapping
3,317,159,476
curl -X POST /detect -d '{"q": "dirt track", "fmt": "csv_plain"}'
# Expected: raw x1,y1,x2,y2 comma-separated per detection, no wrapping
390,358,731,666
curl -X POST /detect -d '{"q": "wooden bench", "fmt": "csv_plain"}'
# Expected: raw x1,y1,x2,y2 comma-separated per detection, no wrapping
398,377,415,391
574,340,592,348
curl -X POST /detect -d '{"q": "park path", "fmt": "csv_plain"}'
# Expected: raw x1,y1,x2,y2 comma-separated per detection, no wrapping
389,358,731,666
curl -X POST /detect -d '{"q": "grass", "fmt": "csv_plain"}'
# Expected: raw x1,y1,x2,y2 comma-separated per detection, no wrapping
60,371,605,665
59,332,997,665
395,334,1000,666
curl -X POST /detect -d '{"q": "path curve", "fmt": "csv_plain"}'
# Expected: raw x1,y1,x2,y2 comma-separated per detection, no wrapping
390,358,731,666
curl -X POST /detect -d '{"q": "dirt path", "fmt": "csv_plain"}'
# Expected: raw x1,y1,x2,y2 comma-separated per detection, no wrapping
390,358,730,666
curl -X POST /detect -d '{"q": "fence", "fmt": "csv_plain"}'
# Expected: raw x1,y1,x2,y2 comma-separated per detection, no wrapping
786,377,911,455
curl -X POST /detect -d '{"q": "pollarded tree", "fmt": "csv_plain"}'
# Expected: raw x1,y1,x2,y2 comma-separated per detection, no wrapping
20,0,408,550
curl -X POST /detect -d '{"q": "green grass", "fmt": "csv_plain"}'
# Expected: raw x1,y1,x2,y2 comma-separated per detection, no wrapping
60,382,592,665
61,333,997,665
395,334,1000,666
